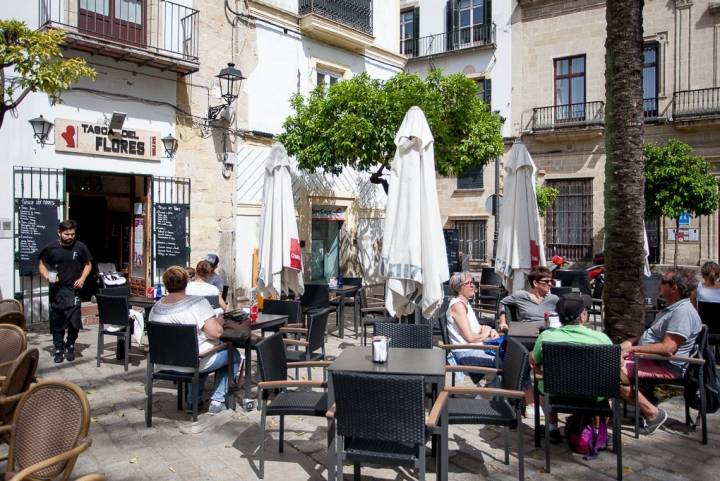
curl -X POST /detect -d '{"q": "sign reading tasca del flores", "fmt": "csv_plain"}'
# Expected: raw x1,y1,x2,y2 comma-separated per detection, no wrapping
54,118,161,161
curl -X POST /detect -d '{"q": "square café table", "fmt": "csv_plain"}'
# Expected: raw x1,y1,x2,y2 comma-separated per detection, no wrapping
327,346,449,481
221,312,289,410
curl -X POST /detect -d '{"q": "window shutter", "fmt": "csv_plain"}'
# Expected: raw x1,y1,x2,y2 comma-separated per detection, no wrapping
413,7,420,56
483,78,492,108
446,1,456,51
484,0,492,25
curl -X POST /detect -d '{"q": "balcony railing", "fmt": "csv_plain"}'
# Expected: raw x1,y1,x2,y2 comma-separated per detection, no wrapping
643,97,659,119
530,101,605,131
40,0,199,70
673,87,720,119
299,0,372,36
403,24,496,58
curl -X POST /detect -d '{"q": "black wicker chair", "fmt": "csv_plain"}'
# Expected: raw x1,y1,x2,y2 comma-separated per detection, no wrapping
359,287,394,346
279,308,330,380
255,332,330,479
537,342,623,480
697,303,720,357
373,322,433,349
98,286,130,296
262,299,303,331
631,324,709,444
328,371,447,481
96,294,133,371
444,337,528,481
552,269,592,296
145,322,234,425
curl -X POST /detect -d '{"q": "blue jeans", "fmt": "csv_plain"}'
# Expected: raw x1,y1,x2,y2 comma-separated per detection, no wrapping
453,349,499,384
188,348,242,406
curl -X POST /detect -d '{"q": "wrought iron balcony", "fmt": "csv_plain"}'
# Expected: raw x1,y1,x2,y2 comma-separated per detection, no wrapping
673,87,720,119
643,97,660,119
530,101,605,131
403,24,496,59
39,0,199,75
299,0,372,36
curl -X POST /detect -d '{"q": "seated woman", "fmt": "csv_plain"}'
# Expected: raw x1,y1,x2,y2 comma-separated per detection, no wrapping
149,266,241,415
446,271,501,383
529,292,612,442
694,261,720,304
497,266,559,333
187,260,229,314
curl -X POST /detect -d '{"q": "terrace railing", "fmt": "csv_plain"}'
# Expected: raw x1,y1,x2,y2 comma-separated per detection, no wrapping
673,87,720,119
403,24,496,58
39,0,199,63
299,0,372,36
530,101,605,131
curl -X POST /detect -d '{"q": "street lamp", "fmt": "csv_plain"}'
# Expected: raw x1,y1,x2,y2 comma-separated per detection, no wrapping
29,115,53,145
207,62,246,120
161,133,178,158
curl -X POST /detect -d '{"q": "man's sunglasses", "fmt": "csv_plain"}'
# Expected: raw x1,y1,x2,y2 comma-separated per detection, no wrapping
537,278,553,285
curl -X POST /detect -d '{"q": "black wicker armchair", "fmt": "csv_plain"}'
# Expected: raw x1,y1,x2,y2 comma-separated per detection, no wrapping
373,322,433,349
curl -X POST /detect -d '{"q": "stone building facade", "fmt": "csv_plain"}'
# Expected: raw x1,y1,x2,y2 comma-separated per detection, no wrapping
513,0,720,266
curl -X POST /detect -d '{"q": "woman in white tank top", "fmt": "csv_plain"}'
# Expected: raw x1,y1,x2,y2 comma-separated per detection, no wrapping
696,261,720,304
445,271,500,383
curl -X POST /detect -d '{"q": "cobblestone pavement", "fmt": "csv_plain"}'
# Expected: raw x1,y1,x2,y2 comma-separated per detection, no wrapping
6,316,720,481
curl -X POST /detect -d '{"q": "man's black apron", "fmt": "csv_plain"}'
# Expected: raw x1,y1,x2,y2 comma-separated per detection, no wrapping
49,284,82,332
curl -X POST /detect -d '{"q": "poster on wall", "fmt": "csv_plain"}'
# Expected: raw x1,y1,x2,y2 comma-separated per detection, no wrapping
16,199,62,275
155,203,188,268
667,228,699,242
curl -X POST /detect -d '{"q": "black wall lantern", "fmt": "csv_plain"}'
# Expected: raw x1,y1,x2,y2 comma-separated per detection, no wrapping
161,133,178,158
207,62,246,120
29,115,53,145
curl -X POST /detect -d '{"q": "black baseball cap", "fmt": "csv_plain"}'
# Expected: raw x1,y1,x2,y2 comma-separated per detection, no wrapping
206,253,219,267
556,293,587,324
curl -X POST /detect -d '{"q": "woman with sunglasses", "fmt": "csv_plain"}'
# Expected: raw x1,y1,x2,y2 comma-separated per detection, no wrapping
446,271,501,383
497,266,559,333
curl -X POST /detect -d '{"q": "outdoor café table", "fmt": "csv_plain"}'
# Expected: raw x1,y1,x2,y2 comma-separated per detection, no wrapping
326,346,449,481
508,319,545,351
329,284,361,339
221,312,289,410
112,296,157,360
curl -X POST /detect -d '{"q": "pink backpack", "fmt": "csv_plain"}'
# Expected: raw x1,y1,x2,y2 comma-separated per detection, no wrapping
565,415,608,459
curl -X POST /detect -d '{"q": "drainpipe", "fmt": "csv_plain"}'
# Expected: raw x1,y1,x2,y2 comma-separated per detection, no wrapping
492,154,500,265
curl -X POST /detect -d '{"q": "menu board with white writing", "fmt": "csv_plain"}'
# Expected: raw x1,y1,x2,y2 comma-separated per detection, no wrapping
155,203,188,268
17,199,61,275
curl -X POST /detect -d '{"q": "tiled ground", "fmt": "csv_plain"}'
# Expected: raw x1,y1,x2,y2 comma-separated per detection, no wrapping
6,315,720,481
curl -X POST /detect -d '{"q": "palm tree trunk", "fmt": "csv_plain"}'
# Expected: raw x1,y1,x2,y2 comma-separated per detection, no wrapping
603,0,646,342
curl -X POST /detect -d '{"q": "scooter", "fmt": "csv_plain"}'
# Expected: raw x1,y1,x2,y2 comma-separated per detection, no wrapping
550,253,605,297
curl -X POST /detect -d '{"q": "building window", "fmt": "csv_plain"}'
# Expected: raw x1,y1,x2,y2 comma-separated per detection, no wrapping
476,78,491,108
643,43,659,117
554,55,586,122
400,8,419,56
545,178,593,261
79,0,145,46
456,220,487,262
317,70,341,87
457,164,484,190
447,0,491,49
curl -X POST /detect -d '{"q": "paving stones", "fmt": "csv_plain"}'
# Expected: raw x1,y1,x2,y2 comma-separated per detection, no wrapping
6,320,720,481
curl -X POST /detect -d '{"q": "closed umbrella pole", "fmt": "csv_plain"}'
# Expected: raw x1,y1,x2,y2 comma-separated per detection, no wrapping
381,106,449,319
256,142,304,298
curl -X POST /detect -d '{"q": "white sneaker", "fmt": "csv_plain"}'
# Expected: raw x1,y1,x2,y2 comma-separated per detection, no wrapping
524,404,544,420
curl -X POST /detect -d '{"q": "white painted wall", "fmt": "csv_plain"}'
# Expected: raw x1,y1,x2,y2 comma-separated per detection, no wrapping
1,5,180,299
245,22,402,135
404,0,512,138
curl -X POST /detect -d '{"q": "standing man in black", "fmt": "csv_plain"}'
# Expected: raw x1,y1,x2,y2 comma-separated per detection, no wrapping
38,219,92,363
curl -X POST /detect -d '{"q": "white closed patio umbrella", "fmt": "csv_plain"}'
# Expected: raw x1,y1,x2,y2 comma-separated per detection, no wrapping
381,106,449,318
256,143,304,298
494,141,546,292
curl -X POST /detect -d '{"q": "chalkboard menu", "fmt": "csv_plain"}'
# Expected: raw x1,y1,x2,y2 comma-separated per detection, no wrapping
443,228,460,275
17,199,61,275
155,203,188,269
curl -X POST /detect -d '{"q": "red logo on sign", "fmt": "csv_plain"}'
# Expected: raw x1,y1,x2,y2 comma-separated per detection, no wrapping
530,240,540,268
61,125,76,148
290,238,302,270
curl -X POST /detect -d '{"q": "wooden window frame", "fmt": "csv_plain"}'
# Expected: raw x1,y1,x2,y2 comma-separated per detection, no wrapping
553,54,586,122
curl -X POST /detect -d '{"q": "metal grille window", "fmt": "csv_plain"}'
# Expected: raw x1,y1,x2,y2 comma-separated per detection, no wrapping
456,220,487,262
545,179,593,260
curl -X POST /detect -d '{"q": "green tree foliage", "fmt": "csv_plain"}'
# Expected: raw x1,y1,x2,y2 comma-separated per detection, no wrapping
536,183,559,217
278,70,504,181
0,20,96,128
645,139,720,265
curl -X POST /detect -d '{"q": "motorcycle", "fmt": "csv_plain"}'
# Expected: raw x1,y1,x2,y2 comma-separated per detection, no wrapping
550,253,605,297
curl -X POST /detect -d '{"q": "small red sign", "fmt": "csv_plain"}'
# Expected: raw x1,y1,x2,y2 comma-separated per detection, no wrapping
290,238,302,270
530,240,540,268
61,125,77,148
